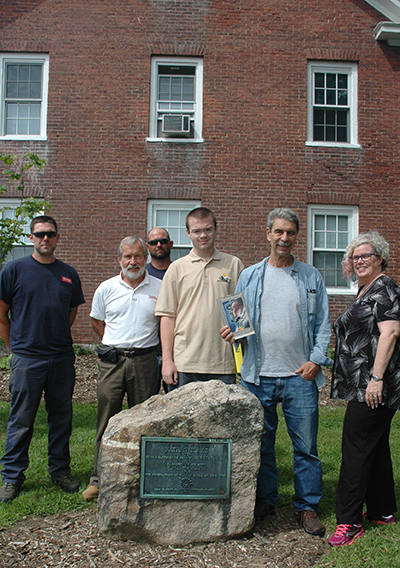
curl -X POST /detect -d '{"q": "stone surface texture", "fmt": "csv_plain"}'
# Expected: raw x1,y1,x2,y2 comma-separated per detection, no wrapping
97,380,264,546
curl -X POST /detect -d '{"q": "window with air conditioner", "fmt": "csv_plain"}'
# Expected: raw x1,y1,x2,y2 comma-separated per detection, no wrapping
0,53,49,140
148,57,203,142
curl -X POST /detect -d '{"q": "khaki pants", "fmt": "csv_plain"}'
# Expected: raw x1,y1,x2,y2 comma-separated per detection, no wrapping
89,350,159,485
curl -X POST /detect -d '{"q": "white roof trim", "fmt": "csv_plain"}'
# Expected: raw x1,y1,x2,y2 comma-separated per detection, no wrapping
374,21,400,44
364,0,400,21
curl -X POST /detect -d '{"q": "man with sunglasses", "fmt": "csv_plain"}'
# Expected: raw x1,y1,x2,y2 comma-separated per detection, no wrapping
146,228,173,393
0,215,85,502
145,228,173,279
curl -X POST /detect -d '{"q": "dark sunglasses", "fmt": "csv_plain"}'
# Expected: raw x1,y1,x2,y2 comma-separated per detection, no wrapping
32,231,57,239
147,238,170,246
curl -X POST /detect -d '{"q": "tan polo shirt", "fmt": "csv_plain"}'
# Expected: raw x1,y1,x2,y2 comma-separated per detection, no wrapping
155,248,243,374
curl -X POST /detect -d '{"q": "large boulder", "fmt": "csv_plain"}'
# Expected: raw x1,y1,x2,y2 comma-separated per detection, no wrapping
97,380,264,546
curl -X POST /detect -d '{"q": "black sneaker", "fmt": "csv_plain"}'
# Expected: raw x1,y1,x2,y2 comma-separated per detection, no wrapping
254,499,276,520
51,474,80,493
0,482,22,503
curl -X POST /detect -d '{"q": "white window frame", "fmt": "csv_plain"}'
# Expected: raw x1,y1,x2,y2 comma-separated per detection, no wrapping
0,53,49,141
307,204,359,295
306,61,359,148
148,56,203,143
0,198,33,265
147,199,201,260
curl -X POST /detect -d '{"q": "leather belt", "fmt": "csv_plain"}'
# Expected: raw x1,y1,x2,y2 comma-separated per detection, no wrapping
116,347,156,358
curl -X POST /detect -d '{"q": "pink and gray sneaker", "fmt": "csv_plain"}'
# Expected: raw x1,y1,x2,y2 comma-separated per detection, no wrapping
328,524,364,547
362,512,395,525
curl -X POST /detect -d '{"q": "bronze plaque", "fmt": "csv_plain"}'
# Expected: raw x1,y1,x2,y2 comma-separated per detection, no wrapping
140,437,232,499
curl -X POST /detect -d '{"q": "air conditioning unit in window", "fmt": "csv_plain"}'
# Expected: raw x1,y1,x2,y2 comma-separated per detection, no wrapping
161,114,191,135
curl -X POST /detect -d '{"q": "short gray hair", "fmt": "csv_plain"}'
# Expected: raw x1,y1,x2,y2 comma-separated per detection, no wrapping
267,208,300,232
118,236,147,258
342,230,389,280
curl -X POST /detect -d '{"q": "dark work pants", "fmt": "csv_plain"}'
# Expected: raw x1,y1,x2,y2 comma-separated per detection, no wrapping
90,351,159,485
336,401,397,524
1,353,76,484
176,372,236,387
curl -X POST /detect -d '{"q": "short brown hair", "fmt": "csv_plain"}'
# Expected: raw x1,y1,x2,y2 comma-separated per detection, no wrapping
185,207,217,230
30,215,58,233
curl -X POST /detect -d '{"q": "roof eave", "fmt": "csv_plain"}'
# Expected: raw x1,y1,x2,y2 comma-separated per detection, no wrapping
374,21,400,45
364,0,400,21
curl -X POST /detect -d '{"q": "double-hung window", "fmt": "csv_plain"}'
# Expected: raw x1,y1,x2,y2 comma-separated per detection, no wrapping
307,61,358,147
307,205,358,294
147,199,201,260
148,57,203,142
0,53,49,140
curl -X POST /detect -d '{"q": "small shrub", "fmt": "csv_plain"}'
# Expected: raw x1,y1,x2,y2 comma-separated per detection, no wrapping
73,344,96,356
0,356,11,370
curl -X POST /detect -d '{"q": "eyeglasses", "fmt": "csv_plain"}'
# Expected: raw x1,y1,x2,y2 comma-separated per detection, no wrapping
349,253,378,264
32,231,57,239
147,238,170,246
189,228,215,236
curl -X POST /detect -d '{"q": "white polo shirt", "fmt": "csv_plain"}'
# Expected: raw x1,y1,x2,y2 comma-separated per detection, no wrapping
90,271,161,349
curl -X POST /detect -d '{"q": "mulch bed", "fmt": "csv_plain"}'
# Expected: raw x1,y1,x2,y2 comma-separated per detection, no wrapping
0,355,340,567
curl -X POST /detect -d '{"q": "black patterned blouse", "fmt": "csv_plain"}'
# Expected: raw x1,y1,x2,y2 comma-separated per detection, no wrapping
331,274,400,410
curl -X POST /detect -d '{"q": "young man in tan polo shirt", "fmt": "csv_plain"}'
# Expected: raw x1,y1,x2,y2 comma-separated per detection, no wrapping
155,207,243,388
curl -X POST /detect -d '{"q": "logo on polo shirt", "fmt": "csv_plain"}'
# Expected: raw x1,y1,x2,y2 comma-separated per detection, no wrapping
148,295,158,301
61,276,72,284
219,274,231,283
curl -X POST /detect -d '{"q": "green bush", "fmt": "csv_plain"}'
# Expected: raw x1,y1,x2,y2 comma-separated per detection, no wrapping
73,344,96,356
0,356,10,370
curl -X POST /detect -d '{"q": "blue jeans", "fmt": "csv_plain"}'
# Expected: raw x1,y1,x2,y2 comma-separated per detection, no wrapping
1,353,76,484
243,375,322,512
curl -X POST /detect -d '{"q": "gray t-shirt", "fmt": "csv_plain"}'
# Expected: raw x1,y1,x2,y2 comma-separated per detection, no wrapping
259,263,307,377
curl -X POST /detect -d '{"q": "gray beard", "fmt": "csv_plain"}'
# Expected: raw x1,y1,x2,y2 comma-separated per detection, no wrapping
122,266,145,281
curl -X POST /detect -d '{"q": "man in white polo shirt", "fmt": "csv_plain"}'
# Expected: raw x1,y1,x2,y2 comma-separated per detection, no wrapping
82,236,161,501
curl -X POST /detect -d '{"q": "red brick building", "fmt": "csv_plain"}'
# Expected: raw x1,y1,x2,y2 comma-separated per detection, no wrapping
1,0,400,342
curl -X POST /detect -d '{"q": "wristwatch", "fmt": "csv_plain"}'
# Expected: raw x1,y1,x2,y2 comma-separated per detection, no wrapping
372,375,383,382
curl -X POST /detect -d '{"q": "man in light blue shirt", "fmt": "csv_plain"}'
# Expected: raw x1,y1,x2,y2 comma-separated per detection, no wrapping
221,208,331,537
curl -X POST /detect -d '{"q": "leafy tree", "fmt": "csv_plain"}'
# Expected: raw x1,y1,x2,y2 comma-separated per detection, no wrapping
0,153,50,265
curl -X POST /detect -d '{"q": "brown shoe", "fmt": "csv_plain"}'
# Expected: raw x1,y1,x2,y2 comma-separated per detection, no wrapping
82,485,99,501
297,510,325,536
254,499,276,521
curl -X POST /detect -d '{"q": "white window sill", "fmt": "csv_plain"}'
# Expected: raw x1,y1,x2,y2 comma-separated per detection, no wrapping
0,135,48,141
305,141,361,149
327,287,357,296
146,137,204,143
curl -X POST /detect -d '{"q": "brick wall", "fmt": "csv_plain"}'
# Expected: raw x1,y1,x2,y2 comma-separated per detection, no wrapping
1,0,399,342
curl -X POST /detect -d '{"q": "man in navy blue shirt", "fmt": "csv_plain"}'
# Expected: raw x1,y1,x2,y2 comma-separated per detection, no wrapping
0,215,85,502
145,227,173,279
145,227,173,394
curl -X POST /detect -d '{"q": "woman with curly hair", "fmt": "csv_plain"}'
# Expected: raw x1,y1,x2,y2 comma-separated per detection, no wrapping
329,231,400,547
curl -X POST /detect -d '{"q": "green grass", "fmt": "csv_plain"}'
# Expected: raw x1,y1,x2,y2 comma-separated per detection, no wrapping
0,401,97,527
0,402,400,568
275,407,400,568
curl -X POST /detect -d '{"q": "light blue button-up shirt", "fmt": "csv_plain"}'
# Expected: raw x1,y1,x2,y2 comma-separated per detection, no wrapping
236,256,332,390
